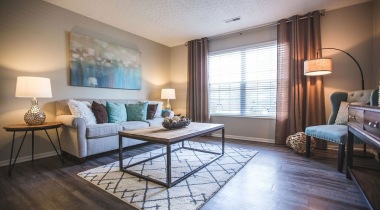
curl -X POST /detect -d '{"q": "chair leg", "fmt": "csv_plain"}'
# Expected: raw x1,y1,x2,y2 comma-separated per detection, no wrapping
306,135,311,158
338,143,345,172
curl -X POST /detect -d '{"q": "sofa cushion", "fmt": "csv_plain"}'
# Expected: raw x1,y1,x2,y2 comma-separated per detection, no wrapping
67,99,97,125
147,104,158,119
92,101,108,124
126,102,148,121
86,123,123,139
145,117,164,127
106,101,127,123
119,121,149,130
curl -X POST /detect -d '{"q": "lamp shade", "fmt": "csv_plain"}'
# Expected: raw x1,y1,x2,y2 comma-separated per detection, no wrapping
161,89,176,100
15,76,52,98
304,58,332,76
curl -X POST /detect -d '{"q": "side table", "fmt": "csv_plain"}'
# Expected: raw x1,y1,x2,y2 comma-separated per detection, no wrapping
3,122,64,175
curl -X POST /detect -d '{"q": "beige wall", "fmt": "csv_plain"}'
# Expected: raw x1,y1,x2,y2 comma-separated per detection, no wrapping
374,0,380,84
321,2,375,120
169,2,377,142
0,0,170,163
169,45,188,115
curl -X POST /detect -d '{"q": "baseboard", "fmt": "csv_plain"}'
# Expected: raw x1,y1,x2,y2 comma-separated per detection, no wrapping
0,151,59,167
211,133,275,144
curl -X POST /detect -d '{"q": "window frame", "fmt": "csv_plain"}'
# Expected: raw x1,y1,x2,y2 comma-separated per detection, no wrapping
208,40,277,119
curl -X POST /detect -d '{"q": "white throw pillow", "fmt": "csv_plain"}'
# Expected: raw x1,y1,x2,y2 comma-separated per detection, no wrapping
147,101,163,118
67,99,97,125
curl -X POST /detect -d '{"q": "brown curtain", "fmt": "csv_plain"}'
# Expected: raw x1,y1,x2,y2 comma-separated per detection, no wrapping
187,38,209,123
275,11,326,149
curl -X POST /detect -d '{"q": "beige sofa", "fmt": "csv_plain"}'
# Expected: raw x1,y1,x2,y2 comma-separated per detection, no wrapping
55,99,173,162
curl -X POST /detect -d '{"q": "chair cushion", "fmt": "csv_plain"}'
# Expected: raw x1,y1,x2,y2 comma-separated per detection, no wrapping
305,125,347,144
305,125,363,144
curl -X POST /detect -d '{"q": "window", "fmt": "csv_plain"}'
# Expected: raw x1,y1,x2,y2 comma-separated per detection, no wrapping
208,41,277,117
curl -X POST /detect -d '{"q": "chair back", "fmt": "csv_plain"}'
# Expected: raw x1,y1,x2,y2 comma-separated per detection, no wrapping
328,89,379,124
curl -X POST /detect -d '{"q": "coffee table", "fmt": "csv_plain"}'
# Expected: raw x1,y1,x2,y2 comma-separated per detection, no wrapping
118,122,224,188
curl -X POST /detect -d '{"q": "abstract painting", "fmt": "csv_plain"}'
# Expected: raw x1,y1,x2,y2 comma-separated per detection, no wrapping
70,32,141,90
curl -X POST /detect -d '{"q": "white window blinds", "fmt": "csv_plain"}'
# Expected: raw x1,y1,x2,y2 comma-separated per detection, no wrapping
208,41,277,117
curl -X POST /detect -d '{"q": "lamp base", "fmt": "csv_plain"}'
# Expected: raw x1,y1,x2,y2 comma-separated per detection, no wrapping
24,98,46,125
165,99,172,110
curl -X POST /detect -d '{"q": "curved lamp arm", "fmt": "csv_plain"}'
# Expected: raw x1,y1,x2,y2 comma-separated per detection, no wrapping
317,48,364,90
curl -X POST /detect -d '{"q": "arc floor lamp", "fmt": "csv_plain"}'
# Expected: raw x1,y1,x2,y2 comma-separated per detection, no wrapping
304,47,364,90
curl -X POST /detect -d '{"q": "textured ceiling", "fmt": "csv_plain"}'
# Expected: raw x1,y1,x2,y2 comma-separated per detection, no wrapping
44,0,371,47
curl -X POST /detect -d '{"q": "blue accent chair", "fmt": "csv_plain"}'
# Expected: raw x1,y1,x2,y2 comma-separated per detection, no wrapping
305,89,379,172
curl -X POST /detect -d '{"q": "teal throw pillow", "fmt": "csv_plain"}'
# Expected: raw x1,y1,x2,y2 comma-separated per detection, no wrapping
162,109,171,117
126,102,148,121
106,101,127,123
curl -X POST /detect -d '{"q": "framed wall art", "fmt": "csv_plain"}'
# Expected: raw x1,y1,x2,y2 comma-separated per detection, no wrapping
70,32,141,90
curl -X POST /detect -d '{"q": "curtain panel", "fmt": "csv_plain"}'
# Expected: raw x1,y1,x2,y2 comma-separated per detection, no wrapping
187,38,210,123
275,11,326,149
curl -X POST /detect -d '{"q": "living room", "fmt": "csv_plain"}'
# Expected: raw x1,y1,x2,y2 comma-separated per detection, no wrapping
1,0,380,209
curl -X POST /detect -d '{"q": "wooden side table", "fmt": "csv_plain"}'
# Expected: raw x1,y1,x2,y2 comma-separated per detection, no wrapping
3,122,64,175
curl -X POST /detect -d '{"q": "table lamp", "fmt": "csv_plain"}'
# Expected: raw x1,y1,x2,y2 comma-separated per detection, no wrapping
15,76,52,125
161,89,175,110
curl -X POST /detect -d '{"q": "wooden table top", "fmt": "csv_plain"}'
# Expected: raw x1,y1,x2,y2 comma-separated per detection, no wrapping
3,122,63,132
119,122,224,144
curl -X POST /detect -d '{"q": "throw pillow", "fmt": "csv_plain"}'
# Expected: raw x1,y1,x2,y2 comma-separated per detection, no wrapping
106,101,127,123
334,102,349,125
92,101,108,124
67,99,97,125
147,101,163,118
147,104,158,119
162,109,171,117
335,101,367,125
126,102,148,121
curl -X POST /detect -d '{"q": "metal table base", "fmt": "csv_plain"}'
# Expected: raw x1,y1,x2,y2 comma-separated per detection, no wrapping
119,129,225,188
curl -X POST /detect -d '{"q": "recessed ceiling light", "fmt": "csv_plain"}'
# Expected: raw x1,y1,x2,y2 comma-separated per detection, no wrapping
224,16,241,23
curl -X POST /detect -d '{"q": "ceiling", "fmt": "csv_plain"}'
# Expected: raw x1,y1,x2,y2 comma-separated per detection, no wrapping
44,0,370,47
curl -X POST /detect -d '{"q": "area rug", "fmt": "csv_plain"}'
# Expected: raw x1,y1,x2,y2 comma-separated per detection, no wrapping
78,141,257,210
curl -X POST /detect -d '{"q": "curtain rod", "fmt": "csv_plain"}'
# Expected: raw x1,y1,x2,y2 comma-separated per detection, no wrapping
185,10,325,45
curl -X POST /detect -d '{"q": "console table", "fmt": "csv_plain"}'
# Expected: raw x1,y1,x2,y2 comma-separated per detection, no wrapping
347,105,380,210
4,122,64,175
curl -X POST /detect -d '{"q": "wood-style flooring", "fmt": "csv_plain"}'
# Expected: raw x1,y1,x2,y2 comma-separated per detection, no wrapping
0,138,369,210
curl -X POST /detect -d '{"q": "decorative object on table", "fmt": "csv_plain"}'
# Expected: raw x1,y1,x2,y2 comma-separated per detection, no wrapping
69,32,141,90
162,116,190,129
304,47,364,90
286,132,316,154
78,141,257,210
161,88,175,110
15,76,52,125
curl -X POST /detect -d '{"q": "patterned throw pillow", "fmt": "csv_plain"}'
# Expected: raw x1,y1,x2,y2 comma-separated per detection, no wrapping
126,102,148,121
106,101,127,123
92,101,108,124
67,99,97,125
147,104,158,119
334,101,367,125
334,102,349,125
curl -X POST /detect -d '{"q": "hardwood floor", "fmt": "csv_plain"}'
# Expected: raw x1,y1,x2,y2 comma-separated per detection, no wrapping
0,138,369,210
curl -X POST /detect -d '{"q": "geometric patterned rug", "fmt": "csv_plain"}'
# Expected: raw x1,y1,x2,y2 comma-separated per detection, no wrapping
78,141,257,210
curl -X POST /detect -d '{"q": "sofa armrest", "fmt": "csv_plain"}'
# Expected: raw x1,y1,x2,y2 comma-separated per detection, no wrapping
56,115,86,128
